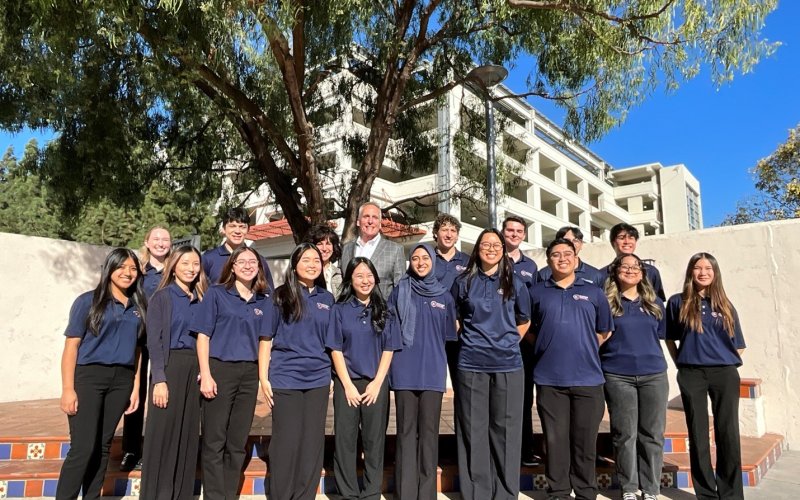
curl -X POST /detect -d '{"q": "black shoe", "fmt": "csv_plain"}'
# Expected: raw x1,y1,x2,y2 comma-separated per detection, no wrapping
522,454,542,466
134,458,143,471
119,452,139,472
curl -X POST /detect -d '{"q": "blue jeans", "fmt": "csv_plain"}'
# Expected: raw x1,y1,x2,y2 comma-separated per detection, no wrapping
604,371,668,496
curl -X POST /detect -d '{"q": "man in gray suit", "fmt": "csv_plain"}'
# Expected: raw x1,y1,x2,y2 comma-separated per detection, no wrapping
340,202,406,298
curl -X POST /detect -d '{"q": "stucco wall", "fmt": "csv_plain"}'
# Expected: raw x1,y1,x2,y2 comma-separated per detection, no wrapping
3,219,800,446
529,218,800,447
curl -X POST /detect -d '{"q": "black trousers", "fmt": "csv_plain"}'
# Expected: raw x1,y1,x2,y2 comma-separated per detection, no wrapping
677,365,744,500
394,390,443,500
200,359,258,500
536,384,605,500
122,346,148,457
520,340,536,460
268,385,329,500
455,369,523,500
56,364,134,500
333,377,390,500
141,350,200,500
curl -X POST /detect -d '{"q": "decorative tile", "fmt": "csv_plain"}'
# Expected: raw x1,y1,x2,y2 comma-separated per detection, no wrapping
114,478,129,496
130,477,141,496
60,442,71,458
44,442,61,459
663,438,672,453
253,477,266,495
519,473,533,491
660,472,674,488
239,479,253,495
0,444,10,460
25,480,43,497
43,480,58,497
533,473,548,490
10,444,26,460
27,442,45,460
0,480,6,499
596,473,612,489
677,471,691,488
6,481,24,498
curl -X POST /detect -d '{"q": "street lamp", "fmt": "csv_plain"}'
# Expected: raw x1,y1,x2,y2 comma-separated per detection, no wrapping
466,64,508,229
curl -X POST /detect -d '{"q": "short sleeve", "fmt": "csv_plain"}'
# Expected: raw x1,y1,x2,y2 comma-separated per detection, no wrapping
324,306,344,351
263,300,280,340
649,265,666,301
665,295,683,341
656,299,667,340
381,312,403,351
594,288,614,333
732,307,746,349
64,293,91,338
190,287,218,338
514,279,531,324
444,294,458,341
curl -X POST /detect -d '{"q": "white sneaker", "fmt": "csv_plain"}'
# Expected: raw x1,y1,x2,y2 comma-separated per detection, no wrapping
643,494,658,500
622,493,637,500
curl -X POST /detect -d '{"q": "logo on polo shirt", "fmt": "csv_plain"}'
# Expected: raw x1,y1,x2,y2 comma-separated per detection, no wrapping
317,302,331,311
430,300,446,310
572,294,589,301
520,270,533,278
711,311,719,318
132,310,141,318
497,289,504,295
253,308,263,316
456,265,467,272
640,307,646,313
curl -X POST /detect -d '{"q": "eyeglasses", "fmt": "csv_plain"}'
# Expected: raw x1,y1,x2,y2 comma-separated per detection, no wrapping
479,242,504,250
548,252,575,259
234,260,259,268
619,265,642,274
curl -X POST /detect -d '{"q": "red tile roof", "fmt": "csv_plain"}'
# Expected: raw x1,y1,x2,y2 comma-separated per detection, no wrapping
246,218,425,241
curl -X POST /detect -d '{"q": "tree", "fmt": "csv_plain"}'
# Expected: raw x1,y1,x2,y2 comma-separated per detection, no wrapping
722,124,800,225
0,1,778,241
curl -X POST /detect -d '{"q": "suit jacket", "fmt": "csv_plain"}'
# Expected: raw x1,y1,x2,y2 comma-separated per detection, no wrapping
341,236,406,298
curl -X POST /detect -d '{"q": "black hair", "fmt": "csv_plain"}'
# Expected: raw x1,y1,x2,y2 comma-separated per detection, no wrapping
275,243,327,323
304,224,342,263
555,226,584,241
610,223,639,241
464,228,515,302
87,248,147,338
545,237,577,257
219,246,270,294
222,207,250,226
337,257,389,334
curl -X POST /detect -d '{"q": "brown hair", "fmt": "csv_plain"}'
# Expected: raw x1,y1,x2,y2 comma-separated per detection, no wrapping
157,245,209,300
678,253,736,337
219,246,270,295
604,253,662,320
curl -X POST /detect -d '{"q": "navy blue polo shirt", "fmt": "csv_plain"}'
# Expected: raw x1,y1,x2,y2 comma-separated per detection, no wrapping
64,291,142,366
512,253,539,288
529,278,614,386
605,261,665,300
202,244,275,288
666,294,746,367
451,271,531,373
600,296,667,376
265,287,335,390
326,298,402,380
388,290,457,392
539,259,606,288
164,283,201,350
189,284,272,362
434,250,470,290
142,263,164,298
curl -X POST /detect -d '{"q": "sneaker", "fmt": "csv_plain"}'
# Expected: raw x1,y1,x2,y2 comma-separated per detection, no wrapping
622,493,637,500
134,458,143,471
643,494,658,500
119,453,139,472
521,455,540,467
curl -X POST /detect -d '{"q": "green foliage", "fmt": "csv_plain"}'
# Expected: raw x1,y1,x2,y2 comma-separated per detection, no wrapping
722,124,800,225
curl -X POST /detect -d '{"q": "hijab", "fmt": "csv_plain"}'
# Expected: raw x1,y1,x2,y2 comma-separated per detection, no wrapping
396,243,448,347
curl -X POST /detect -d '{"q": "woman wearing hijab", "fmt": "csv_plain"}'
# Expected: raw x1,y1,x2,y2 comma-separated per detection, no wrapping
388,244,458,500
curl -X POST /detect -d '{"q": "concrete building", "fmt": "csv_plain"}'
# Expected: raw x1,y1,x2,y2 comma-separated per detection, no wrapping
229,77,703,256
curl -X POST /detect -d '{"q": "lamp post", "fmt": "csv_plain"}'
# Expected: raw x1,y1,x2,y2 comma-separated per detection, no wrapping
466,64,508,229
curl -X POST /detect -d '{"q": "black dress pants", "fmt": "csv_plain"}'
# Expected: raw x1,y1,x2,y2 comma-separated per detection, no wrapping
677,365,744,500
536,384,605,500
122,346,148,457
268,385,329,500
394,390,443,500
56,364,134,500
200,359,258,500
520,340,536,461
333,377,390,500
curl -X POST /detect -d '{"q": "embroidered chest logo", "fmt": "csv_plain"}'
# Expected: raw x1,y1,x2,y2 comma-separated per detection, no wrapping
520,270,533,278
572,294,589,302
639,307,646,313
253,308,263,316
497,289,504,295
711,311,720,318
317,302,331,311
132,310,141,318
455,265,467,272
430,300,446,310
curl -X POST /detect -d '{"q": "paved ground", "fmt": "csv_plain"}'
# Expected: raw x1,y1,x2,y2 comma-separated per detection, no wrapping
24,450,798,499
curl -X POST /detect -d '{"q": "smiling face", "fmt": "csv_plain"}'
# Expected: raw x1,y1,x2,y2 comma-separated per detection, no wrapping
232,249,260,284
502,220,525,252
315,237,334,264
351,262,376,301
477,232,504,271
145,228,172,261
435,223,459,252
410,247,432,277
612,231,637,256
173,251,201,289
110,257,139,295
547,243,576,280
295,248,322,286
224,221,249,248
357,204,381,241
692,258,715,294
616,255,643,289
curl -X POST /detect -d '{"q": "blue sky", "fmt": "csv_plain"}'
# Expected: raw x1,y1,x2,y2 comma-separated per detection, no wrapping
2,2,798,226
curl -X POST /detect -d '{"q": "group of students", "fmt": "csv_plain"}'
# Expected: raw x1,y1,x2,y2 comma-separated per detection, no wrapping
55,206,746,500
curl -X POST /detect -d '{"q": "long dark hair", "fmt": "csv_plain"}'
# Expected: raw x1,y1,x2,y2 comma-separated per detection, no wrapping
337,257,389,334
219,246,270,294
464,228,515,301
87,248,147,337
605,253,662,320
275,243,327,323
157,245,209,300
679,252,736,337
